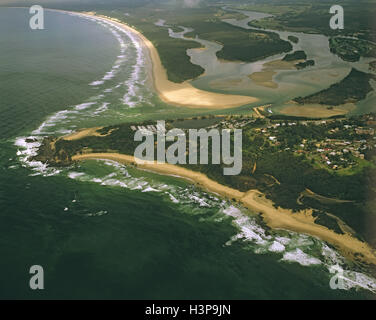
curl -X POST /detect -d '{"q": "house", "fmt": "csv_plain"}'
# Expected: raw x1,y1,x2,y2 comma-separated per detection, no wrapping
355,127,374,135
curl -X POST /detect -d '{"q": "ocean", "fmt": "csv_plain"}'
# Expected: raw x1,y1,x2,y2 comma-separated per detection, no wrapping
0,7,375,299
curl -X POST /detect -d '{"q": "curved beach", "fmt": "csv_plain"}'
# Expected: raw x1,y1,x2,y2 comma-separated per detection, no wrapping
72,152,376,266
63,11,376,265
78,12,258,109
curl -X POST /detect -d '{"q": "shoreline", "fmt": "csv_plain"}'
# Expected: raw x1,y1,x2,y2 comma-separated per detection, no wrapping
32,8,376,264
77,12,258,110
72,152,376,266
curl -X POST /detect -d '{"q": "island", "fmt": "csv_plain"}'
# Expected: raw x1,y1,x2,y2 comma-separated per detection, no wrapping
288,35,299,44
294,68,376,106
329,37,376,62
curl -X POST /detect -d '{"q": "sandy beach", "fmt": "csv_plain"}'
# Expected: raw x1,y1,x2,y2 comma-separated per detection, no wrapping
63,127,104,141
62,11,376,265
72,152,376,265
79,12,258,109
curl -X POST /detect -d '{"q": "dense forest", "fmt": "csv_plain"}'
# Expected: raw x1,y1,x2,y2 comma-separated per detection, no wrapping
294,68,376,106
282,50,307,61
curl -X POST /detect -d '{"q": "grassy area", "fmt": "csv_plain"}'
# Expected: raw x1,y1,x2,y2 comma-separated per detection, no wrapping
336,158,375,176
308,153,374,176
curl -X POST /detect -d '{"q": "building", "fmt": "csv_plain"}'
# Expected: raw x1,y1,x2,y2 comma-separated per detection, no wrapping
355,127,375,135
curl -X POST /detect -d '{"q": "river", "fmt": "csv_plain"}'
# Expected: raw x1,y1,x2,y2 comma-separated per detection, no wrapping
1,7,375,299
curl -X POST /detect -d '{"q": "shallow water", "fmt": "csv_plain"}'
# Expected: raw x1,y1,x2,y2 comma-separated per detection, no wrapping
1,7,375,299
155,7,376,113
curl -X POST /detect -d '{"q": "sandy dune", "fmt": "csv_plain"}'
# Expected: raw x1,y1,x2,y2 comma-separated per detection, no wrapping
63,127,104,141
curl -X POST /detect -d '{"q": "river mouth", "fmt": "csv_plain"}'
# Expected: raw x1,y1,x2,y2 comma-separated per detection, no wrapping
155,7,376,115
2,6,376,299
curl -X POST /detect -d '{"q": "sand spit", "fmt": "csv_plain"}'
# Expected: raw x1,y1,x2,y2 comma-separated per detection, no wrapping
72,152,376,266
78,12,258,110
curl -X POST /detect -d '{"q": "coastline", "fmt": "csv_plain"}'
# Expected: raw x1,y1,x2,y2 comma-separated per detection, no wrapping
78,12,259,109
3,5,376,299
48,9,376,265
72,152,376,266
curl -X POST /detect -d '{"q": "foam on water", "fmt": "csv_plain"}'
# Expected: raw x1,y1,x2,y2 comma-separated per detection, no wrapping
13,10,376,295
212,205,376,292
68,172,86,179
282,249,322,266
16,11,151,177
35,12,147,135
81,14,148,108
93,102,110,115
269,241,286,253
142,186,161,192
75,102,97,110
19,149,376,294
15,136,62,176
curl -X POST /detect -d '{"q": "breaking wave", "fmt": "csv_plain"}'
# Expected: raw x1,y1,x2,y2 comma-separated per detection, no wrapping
50,158,376,294
11,10,376,296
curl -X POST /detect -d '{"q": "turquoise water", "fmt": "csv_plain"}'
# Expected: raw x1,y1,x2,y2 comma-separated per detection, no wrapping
1,8,375,299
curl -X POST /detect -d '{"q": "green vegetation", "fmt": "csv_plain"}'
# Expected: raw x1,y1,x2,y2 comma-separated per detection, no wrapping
282,50,306,61
247,4,329,34
295,59,315,69
280,49,314,70
329,37,376,62
151,34,205,83
312,211,344,235
230,3,297,16
98,10,205,83
34,113,376,245
183,21,292,63
171,116,224,129
268,114,344,121
288,35,299,44
370,60,376,72
98,5,292,81
246,2,376,42
294,68,376,106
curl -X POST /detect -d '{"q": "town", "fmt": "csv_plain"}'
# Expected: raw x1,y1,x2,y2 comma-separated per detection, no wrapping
211,112,376,173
